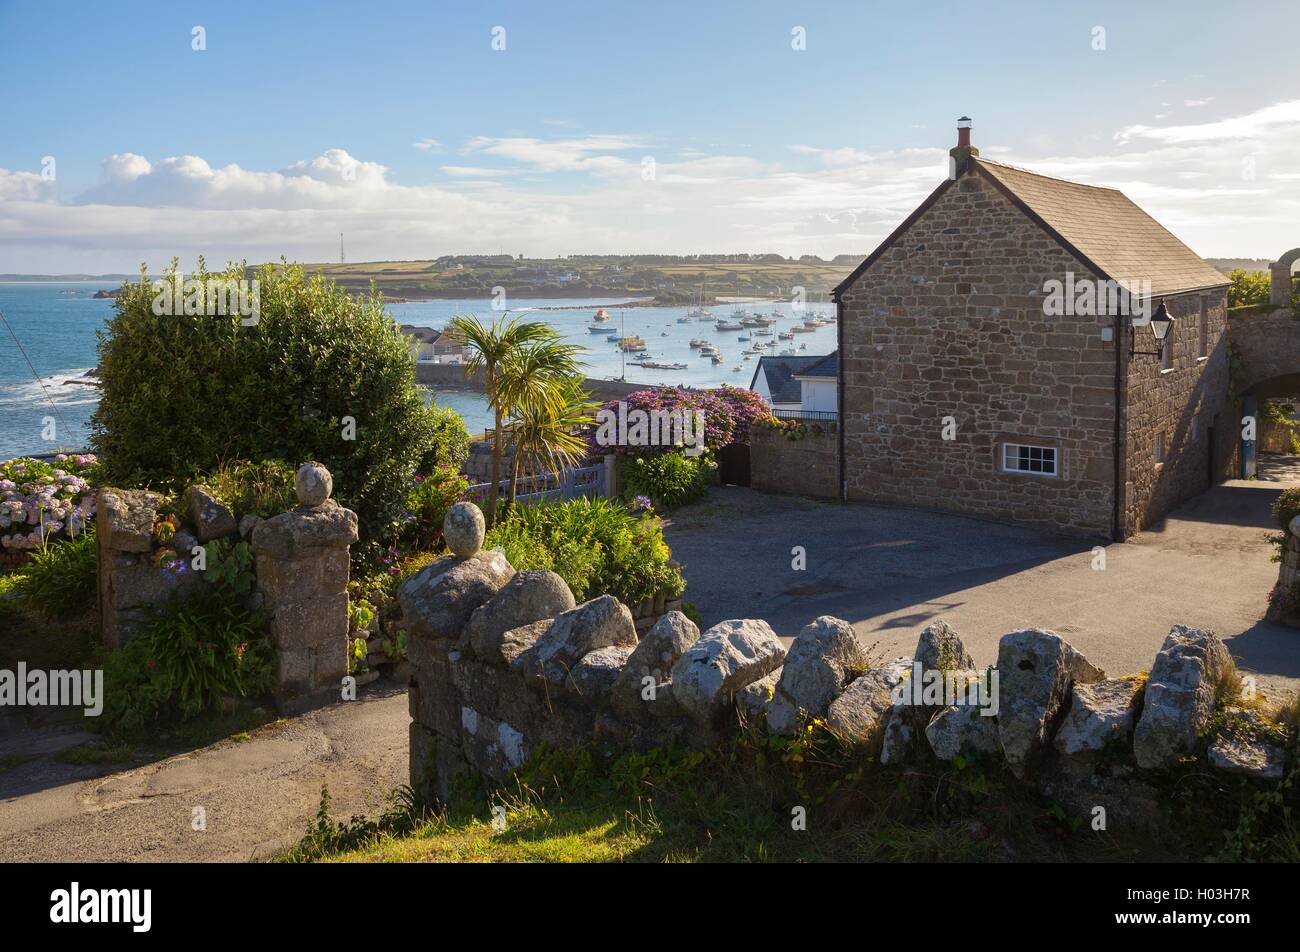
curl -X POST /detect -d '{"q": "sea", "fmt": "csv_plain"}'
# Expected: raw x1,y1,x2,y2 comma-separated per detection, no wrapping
0,283,838,459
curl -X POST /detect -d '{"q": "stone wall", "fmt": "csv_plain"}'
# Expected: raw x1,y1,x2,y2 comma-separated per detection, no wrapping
750,422,838,498
403,502,1291,829
97,489,196,647
837,171,1118,537
1122,290,1232,534
1229,306,1300,393
1267,515,1300,627
96,463,358,711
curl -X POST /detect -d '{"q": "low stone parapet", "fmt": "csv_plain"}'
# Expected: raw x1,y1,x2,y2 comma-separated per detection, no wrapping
404,500,1295,830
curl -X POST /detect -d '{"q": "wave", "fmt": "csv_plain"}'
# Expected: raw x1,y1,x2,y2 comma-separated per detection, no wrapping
0,368,100,409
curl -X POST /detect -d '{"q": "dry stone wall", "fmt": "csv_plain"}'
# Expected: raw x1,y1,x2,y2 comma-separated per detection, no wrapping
403,502,1293,828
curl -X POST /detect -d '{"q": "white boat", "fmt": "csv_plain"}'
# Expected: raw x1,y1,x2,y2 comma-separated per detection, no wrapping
716,321,743,331
689,338,710,348
676,315,692,324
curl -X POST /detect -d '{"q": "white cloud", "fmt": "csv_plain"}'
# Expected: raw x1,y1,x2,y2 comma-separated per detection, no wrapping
0,167,55,202
1116,99,1300,144
1,104,1297,271
412,138,443,151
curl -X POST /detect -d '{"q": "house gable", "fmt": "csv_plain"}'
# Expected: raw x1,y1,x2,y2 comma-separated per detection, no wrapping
835,158,1228,301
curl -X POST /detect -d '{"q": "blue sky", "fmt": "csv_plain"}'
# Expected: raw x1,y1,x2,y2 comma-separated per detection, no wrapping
0,0,1296,270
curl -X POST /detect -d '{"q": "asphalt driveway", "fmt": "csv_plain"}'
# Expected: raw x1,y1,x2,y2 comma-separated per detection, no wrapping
664,456,1300,700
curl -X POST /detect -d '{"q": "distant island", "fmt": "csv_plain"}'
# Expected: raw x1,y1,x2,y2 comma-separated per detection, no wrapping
262,254,862,305
1,255,1267,305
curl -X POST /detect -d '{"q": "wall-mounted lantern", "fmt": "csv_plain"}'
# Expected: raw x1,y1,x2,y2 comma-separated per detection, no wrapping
1131,299,1174,358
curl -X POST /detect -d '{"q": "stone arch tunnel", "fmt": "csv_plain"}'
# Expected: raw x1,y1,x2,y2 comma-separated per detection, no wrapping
1228,302,1300,475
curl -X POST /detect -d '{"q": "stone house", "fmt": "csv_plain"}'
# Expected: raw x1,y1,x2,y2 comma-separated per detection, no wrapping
401,325,465,363
832,119,1233,539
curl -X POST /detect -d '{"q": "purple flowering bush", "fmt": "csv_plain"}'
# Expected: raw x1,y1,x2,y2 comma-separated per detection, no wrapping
586,384,774,459
0,453,98,550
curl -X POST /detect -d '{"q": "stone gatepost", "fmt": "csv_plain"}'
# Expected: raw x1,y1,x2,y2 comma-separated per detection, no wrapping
97,488,175,647
1267,514,1300,627
250,463,359,712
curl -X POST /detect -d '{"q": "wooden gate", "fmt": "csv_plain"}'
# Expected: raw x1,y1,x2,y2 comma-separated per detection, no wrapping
717,442,751,486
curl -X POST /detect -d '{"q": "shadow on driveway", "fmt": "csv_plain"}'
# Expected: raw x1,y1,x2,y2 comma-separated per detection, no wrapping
665,465,1299,697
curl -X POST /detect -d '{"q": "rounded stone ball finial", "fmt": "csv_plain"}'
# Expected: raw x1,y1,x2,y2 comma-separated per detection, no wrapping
443,501,485,557
295,462,333,507
1290,513,1300,537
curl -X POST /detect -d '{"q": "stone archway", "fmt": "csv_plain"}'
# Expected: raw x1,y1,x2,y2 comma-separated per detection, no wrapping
1270,247,1300,306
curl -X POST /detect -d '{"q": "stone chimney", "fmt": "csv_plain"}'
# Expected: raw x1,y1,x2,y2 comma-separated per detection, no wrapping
948,116,979,180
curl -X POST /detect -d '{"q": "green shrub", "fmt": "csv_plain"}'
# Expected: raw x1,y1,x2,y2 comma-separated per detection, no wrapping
400,467,471,550
1274,487,1300,532
91,260,469,536
98,540,273,733
1227,268,1271,308
484,497,684,606
15,528,98,620
204,459,297,519
623,451,714,509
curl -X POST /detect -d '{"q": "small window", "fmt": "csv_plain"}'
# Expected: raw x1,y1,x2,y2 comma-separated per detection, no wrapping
1002,442,1058,477
1154,431,1166,464
1191,413,1200,443
1161,321,1174,371
1198,297,1209,359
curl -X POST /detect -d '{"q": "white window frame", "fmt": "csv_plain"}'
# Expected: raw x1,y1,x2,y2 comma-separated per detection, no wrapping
1001,442,1059,477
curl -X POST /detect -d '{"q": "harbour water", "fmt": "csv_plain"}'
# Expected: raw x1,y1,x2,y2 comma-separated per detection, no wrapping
0,284,838,458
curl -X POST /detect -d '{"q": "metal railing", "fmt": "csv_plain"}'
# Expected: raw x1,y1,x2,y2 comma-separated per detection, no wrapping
772,409,839,423
465,462,606,505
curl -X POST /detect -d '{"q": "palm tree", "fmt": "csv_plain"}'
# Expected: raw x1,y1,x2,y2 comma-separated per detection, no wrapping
506,375,598,506
446,314,582,524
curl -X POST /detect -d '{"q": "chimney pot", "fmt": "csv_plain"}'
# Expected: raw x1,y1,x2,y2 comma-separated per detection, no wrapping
957,116,972,148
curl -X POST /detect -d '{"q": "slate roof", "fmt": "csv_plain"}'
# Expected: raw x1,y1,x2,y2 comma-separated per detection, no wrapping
975,159,1229,297
793,351,838,380
749,355,823,403
835,157,1228,299
401,325,443,343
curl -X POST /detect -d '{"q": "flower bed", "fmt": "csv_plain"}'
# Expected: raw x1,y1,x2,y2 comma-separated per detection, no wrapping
0,453,98,556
